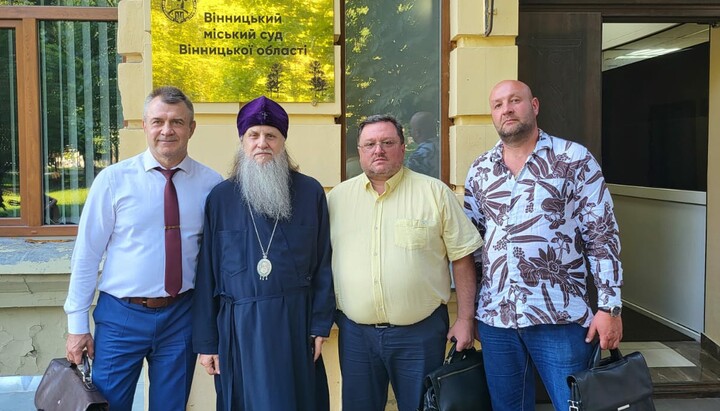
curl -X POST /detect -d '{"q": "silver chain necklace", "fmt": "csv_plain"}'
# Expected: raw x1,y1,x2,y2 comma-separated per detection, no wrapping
248,205,279,280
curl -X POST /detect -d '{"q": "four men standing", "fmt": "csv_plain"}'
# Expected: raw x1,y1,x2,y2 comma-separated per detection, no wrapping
65,83,622,410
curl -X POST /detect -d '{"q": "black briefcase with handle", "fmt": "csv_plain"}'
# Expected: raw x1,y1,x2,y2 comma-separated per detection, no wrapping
567,343,655,411
419,340,493,411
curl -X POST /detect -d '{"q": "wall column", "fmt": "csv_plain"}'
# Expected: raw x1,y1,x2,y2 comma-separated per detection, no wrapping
449,0,518,188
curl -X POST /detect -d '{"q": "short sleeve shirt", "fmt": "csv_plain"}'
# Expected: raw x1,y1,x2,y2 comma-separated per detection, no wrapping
329,167,483,325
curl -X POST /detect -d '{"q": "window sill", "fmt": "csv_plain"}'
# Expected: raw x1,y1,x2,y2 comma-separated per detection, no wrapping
0,225,78,237
0,237,75,308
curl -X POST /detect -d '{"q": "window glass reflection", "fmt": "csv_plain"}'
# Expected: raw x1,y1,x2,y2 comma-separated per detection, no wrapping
39,20,122,224
344,0,441,179
0,28,20,219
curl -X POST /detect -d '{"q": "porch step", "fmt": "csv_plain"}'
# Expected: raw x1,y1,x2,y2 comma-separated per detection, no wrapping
654,381,720,399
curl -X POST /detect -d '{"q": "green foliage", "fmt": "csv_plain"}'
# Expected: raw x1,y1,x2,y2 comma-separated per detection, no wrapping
345,0,440,152
37,20,122,170
151,0,335,102
0,188,89,219
48,187,89,206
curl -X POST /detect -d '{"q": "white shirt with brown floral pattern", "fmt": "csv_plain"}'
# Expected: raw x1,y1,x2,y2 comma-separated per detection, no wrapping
464,131,623,329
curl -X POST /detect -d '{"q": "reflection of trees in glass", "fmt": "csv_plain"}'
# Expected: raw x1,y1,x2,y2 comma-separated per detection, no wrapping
308,60,328,101
0,0,34,5
40,21,121,170
345,0,440,152
0,28,19,217
38,20,122,223
266,62,283,97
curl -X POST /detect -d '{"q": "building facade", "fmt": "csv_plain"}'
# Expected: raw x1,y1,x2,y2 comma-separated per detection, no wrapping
1,0,719,409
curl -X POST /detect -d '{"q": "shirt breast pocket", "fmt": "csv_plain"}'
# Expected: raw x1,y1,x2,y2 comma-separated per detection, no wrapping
217,230,247,277
394,219,429,250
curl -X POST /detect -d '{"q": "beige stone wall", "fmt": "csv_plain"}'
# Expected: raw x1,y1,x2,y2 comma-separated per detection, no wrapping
0,305,68,376
705,25,720,347
0,240,75,377
449,0,518,186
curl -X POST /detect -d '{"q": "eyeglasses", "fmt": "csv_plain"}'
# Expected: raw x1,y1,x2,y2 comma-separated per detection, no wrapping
358,140,402,152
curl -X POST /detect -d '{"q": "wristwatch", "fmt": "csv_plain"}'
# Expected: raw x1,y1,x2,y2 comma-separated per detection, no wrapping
598,305,622,317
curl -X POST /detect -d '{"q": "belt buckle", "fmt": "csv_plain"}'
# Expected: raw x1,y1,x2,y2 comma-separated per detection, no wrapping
374,323,392,329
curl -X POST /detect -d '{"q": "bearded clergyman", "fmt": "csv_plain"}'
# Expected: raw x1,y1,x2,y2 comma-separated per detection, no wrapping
191,96,335,411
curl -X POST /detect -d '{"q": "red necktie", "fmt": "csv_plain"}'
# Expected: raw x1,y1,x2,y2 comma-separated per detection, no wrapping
156,167,182,297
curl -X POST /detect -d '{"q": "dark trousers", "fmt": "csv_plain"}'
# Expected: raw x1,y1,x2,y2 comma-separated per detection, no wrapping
92,291,196,411
336,305,449,411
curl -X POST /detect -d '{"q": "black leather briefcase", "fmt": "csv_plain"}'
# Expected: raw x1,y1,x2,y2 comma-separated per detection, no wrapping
567,344,655,411
420,341,493,411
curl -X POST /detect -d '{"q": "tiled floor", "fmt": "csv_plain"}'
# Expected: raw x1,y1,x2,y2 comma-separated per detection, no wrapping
621,341,695,368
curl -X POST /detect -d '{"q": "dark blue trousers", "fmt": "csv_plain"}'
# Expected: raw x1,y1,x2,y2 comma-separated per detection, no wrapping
336,305,449,411
91,291,196,411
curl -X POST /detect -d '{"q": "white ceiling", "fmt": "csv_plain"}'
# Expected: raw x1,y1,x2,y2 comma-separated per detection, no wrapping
602,23,709,71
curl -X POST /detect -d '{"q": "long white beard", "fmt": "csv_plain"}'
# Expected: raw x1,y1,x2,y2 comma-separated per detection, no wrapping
234,149,292,220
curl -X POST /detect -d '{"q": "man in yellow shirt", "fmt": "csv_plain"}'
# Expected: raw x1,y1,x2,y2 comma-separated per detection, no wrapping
327,114,483,411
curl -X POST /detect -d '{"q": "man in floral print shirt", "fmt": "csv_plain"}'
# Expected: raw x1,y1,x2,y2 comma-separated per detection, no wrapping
464,80,623,411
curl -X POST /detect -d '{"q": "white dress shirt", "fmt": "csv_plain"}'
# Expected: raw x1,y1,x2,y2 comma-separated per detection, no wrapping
64,150,223,334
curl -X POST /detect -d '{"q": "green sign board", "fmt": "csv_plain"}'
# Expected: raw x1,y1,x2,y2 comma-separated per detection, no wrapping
151,0,334,103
